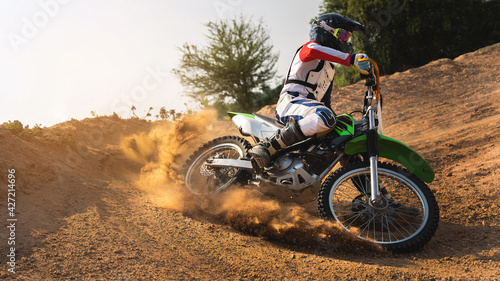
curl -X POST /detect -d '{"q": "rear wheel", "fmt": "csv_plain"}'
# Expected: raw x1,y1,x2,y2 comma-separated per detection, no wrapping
318,161,439,253
183,136,251,195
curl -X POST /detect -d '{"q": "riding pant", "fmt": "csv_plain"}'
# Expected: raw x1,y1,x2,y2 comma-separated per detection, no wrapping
275,92,336,137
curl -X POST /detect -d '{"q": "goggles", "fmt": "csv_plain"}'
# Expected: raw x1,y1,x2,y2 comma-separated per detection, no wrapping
315,20,352,42
333,28,351,42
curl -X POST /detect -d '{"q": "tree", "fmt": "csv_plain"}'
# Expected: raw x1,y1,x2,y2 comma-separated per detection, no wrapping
173,15,279,114
321,0,500,75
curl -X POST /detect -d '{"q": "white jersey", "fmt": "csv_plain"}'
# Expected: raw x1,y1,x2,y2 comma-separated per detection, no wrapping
282,41,354,102
275,41,356,136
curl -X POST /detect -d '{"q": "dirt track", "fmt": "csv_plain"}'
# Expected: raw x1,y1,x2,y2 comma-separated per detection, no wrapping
1,44,499,280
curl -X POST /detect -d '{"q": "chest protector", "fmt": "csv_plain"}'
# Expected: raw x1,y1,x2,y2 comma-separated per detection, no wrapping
305,60,335,101
285,47,336,102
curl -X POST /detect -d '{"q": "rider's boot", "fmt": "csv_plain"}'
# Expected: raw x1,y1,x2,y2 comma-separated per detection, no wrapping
248,118,307,169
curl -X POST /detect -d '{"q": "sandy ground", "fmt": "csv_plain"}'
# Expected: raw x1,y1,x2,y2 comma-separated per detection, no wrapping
0,43,499,280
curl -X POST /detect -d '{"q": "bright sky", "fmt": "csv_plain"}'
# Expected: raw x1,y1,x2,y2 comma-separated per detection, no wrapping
0,0,322,127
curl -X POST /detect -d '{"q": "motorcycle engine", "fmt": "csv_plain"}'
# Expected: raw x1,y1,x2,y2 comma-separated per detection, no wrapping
272,155,296,171
265,142,335,190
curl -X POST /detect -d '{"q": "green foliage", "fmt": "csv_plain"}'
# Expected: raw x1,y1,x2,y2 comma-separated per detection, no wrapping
20,124,43,138
256,80,283,108
321,0,500,74
333,65,361,88
209,81,284,118
173,15,279,115
5,120,23,134
5,120,42,139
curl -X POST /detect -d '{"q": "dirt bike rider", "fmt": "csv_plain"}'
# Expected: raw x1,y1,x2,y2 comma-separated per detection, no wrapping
249,13,372,169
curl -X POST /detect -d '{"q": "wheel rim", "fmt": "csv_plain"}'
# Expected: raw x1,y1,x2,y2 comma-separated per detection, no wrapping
185,143,245,195
329,167,429,245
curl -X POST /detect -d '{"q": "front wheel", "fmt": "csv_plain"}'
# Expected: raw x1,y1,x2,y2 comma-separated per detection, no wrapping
318,161,439,253
183,136,251,195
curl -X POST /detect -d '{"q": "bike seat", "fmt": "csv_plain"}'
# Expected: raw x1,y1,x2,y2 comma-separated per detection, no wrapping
254,113,285,129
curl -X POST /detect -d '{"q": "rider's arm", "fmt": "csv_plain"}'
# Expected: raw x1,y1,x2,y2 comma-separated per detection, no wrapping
299,41,354,66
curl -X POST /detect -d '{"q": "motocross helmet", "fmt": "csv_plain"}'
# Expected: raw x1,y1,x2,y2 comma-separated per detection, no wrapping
310,13,366,54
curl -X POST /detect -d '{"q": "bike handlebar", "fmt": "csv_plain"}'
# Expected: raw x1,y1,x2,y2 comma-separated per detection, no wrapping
359,57,381,102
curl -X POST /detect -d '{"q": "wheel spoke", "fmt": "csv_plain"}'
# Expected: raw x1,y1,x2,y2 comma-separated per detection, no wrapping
343,212,365,228
383,211,394,242
333,189,358,201
325,163,433,249
185,140,247,195
394,211,422,229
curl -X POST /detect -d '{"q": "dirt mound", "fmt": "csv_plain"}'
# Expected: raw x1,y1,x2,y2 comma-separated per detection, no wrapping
1,44,499,279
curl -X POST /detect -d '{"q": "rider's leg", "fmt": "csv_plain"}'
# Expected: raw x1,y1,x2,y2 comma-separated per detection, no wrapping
249,94,336,169
248,118,306,169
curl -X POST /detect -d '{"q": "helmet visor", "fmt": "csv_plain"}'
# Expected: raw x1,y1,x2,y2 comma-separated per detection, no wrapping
314,20,352,42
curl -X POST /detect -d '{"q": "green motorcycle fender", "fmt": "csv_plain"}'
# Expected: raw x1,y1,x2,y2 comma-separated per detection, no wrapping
344,134,435,183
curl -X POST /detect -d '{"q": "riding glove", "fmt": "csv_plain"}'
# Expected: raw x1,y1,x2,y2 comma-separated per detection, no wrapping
353,54,371,75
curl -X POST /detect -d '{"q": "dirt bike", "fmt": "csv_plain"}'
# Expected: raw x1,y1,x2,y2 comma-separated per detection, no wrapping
183,59,439,253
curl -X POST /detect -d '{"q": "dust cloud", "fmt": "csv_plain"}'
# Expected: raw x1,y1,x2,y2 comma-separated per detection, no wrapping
120,110,381,253
120,110,218,211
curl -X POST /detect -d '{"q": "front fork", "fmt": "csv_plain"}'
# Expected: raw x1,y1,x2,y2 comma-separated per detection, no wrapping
367,107,380,203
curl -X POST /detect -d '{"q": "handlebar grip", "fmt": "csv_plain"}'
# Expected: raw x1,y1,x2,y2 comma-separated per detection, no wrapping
358,57,381,101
